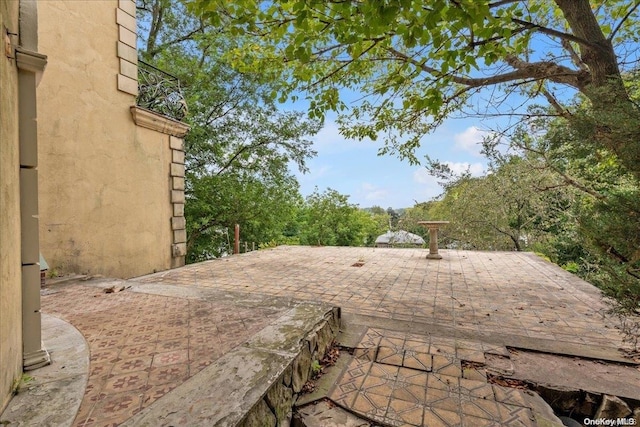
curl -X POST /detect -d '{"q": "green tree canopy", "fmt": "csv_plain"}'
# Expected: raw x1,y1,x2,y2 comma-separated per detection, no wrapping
192,0,640,176
501,108,640,311
137,0,320,261
298,188,380,246
427,155,571,251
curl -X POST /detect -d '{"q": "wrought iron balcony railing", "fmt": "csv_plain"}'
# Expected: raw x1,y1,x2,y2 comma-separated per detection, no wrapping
137,59,188,122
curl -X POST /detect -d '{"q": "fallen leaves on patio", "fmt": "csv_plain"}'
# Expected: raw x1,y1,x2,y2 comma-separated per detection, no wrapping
103,285,130,294
301,341,342,394
486,373,529,390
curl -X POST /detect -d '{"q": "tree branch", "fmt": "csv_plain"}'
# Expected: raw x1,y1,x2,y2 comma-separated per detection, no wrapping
308,38,382,88
186,217,221,251
609,1,640,41
561,39,588,71
147,24,205,57
519,144,608,201
511,18,595,47
145,0,165,56
488,0,524,7
386,47,587,90
214,139,272,176
540,88,572,120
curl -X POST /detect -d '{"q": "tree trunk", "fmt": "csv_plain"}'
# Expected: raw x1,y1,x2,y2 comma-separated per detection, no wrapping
556,0,640,180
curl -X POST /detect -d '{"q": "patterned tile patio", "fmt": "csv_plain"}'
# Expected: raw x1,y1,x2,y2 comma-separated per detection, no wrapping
329,328,541,426
134,246,627,350
41,284,290,426
26,246,637,426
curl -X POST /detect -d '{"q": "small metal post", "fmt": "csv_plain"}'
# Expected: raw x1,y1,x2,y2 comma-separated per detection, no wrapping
234,224,240,254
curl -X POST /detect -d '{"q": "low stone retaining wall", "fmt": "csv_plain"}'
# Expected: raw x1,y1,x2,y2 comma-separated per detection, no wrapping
239,307,340,427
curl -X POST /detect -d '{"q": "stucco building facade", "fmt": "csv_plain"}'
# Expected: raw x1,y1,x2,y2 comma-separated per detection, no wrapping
1,0,49,411
37,0,188,278
1,0,24,411
2,0,189,411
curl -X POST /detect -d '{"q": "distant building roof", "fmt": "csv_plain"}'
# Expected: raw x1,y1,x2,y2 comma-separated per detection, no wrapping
375,230,425,246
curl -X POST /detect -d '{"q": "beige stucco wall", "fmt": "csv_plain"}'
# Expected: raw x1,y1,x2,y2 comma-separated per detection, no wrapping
37,0,174,278
0,0,23,412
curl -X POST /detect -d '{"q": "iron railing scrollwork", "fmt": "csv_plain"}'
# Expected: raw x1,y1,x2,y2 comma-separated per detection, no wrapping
137,59,188,122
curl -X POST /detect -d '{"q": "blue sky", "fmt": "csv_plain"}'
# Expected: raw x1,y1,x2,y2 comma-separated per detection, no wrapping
293,112,492,209
278,6,640,210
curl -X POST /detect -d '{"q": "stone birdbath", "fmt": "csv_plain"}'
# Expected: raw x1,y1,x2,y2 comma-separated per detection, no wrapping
417,221,450,259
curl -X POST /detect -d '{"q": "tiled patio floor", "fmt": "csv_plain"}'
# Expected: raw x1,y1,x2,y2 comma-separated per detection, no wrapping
41,284,289,426
330,328,538,427
30,246,636,426
134,246,626,349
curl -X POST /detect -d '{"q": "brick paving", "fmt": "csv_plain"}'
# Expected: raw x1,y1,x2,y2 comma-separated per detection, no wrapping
41,284,288,426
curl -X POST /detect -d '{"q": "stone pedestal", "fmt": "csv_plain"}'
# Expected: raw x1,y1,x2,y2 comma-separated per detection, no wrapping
418,221,450,260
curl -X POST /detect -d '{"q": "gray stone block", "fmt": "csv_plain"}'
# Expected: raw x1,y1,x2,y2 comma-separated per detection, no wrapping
172,149,185,164
171,216,186,231
282,365,293,388
118,26,136,48
119,58,137,79
173,203,184,217
171,190,185,204
173,229,187,244
169,135,183,150
116,8,136,33
170,163,185,177
122,346,289,427
117,74,137,96
118,0,136,18
595,394,632,419
265,381,293,425
116,41,137,64
316,323,333,357
172,243,187,258
122,304,339,427
239,400,276,427
172,177,185,191
292,344,311,393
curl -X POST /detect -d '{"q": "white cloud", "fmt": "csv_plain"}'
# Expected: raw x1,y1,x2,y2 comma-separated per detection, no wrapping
412,168,444,202
444,161,485,177
413,168,437,185
362,182,376,191
453,126,488,157
360,182,389,201
410,162,485,203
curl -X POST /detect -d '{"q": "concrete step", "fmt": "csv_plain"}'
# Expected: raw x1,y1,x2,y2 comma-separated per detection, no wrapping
0,314,88,427
341,312,637,365
123,303,340,427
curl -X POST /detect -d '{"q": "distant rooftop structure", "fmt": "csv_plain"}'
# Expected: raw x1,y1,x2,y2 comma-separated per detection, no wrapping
375,230,425,248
